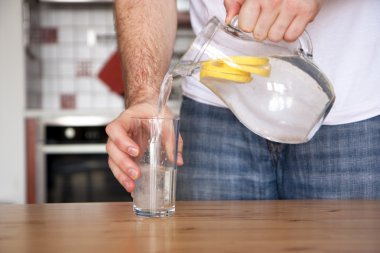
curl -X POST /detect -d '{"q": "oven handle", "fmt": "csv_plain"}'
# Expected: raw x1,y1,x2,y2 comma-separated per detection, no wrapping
41,144,107,154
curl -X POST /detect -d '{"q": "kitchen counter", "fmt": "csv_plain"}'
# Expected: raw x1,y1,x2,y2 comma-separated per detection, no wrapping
1,200,379,253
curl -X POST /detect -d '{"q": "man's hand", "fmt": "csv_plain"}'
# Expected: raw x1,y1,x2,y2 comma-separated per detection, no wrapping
105,103,184,193
224,0,323,42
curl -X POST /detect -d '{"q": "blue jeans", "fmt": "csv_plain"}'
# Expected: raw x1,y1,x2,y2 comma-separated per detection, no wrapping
176,96,380,200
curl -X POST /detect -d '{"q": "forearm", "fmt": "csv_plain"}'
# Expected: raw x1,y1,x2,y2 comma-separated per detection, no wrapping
114,0,177,107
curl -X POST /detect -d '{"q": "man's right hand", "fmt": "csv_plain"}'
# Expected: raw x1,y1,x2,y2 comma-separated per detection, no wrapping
224,0,323,42
105,103,183,193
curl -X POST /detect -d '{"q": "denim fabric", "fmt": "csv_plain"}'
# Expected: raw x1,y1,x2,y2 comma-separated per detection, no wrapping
176,96,380,200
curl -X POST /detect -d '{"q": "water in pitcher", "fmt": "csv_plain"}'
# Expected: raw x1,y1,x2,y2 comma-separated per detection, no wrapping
160,55,333,143
199,55,332,143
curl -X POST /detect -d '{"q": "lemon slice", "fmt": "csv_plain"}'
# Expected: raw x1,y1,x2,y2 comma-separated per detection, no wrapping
200,69,253,83
225,56,269,66
200,56,271,83
202,61,248,75
220,61,271,77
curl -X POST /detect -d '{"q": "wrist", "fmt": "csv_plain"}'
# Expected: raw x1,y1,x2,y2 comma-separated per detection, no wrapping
125,81,160,108
126,96,157,108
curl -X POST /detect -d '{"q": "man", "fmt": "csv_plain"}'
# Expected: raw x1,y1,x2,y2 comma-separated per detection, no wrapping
106,0,380,200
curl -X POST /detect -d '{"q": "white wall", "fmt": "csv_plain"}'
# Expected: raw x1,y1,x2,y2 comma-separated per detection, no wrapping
0,0,26,203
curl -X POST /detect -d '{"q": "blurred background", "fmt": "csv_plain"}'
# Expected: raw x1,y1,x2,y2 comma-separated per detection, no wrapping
0,0,194,204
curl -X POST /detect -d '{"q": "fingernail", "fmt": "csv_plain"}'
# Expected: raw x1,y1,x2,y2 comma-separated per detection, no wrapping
128,168,137,180
177,153,184,165
127,147,138,156
254,32,264,41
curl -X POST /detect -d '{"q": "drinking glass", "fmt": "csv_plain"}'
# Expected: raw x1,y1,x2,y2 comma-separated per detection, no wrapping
129,116,180,217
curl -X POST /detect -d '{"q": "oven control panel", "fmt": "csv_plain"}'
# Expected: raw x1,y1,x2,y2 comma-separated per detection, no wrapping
45,126,108,144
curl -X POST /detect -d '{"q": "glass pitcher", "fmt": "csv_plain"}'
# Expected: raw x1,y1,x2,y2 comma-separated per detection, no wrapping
172,17,335,144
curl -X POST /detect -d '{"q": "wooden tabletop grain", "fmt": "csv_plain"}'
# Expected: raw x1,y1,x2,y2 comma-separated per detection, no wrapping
0,200,379,253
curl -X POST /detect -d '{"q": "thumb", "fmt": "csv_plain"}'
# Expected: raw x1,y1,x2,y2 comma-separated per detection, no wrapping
224,0,244,24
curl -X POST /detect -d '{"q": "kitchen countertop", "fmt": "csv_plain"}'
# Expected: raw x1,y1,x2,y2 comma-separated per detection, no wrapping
1,200,379,253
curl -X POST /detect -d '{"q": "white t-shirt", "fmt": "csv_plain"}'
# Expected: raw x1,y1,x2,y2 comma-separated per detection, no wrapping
184,0,380,125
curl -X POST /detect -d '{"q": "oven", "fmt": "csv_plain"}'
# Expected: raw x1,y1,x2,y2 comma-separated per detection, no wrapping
36,116,132,203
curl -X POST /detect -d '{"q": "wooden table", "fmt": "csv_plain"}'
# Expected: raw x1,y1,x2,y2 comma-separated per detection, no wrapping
1,201,379,253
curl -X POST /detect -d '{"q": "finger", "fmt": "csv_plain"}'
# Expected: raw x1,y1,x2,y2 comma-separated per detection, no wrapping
224,0,244,24
177,134,184,166
108,157,136,192
161,120,178,166
268,11,296,42
284,15,308,42
238,0,260,32
159,107,182,166
106,139,141,180
164,131,184,166
253,3,280,41
105,119,139,157
159,117,183,167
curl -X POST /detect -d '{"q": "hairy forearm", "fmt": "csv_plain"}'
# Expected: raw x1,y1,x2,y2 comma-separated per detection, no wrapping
114,0,177,107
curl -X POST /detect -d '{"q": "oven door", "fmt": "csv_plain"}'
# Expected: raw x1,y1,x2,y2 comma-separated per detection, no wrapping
42,144,132,203
35,117,133,203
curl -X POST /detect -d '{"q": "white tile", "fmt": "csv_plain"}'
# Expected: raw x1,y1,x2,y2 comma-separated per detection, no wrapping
92,94,108,108
75,78,92,92
59,78,75,93
92,80,109,93
42,78,58,93
93,47,110,60
57,62,74,76
77,93,92,109
108,93,125,109
93,59,107,75
58,27,74,44
58,62,75,76
72,9,91,26
40,10,57,26
43,93,60,109
73,27,88,43
90,9,106,26
57,45,74,59
56,10,73,26
95,26,108,34
104,13,115,27
40,45,57,59
76,46,92,59
106,24,116,33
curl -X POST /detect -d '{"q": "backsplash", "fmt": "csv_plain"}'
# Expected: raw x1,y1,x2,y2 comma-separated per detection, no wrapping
26,3,122,110
26,2,194,113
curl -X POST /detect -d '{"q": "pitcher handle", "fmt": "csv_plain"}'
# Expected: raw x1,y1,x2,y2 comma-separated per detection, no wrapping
298,30,313,58
229,16,313,59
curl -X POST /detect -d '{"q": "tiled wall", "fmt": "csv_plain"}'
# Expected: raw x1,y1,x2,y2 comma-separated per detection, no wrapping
26,3,123,110
26,2,194,113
